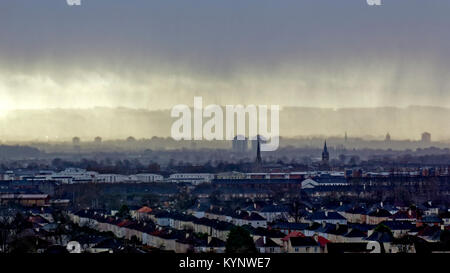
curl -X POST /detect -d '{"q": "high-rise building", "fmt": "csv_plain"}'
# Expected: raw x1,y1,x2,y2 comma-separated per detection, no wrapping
94,136,102,144
421,132,431,143
232,135,248,153
385,133,391,142
72,136,80,145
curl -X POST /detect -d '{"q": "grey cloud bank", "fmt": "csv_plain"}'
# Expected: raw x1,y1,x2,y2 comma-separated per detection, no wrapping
0,0,449,136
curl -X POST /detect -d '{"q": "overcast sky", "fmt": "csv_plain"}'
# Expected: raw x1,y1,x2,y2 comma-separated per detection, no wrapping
1,0,450,113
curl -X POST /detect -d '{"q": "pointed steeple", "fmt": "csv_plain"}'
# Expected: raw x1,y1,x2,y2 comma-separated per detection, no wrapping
256,135,262,165
322,140,329,163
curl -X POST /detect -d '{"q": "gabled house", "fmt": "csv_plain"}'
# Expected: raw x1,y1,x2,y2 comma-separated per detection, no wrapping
307,211,347,225
259,205,290,222
378,221,415,238
154,211,171,227
389,210,417,222
134,206,153,221
194,237,226,253
417,215,442,227
286,236,321,253
366,208,391,225
422,201,439,216
343,228,367,243
344,206,367,224
231,211,267,228
315,222,348,242
254,236,283,253
270,222,310,235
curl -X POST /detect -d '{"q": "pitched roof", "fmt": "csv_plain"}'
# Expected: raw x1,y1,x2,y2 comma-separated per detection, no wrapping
390,210,417,220
255,237,282,248
282,231,305,242
137,206,153,213
368,208,391,217
271,222,310,231
317,236,330,247
309,211,346,221
289,236,318,247
344,228,367,238
247,212,266,221
345,206,367,214
381,220,415,230
420,215,442,223
365,231,393,242
260,205,289,213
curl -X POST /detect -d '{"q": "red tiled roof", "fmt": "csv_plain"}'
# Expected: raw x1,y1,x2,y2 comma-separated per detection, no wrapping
117,220,133,227
390,210,417,220
137,206,153,213
317,236,330,247
282,231,305,241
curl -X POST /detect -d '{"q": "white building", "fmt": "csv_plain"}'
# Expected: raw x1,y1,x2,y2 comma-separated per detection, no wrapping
133,173,164,183
52,168,97,184
96,174,128,183
169,173,214,185
0,171,15,181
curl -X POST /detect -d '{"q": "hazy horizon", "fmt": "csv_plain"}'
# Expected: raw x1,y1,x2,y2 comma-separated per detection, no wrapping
1,1,450,140
1,105,449,142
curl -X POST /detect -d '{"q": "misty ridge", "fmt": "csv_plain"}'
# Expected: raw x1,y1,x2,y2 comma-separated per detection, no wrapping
0,105,449,142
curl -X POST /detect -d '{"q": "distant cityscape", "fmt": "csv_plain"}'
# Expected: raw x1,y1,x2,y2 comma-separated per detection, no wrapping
0,134,449,253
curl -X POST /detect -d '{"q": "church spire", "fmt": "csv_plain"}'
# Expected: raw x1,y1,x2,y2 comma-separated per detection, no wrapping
256,135,262,165
322,140,329,163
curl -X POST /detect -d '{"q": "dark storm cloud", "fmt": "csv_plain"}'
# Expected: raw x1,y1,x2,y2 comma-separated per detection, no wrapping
0,0,449,110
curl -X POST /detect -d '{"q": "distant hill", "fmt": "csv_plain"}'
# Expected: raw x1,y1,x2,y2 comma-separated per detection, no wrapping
0,106,449,141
